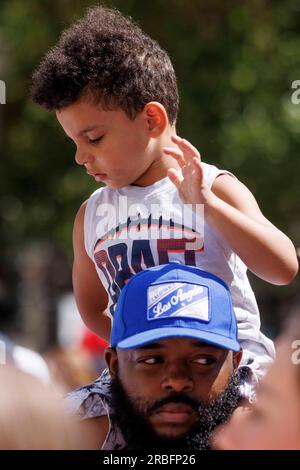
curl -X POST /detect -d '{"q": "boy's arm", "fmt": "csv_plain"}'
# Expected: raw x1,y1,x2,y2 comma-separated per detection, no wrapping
165,136,298,286
208,174,298,285
72,201,111,342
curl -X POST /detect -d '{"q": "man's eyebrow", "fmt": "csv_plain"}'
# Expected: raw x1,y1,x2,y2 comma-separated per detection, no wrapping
78,125,105,136
136,342,166,350
189,340,221,350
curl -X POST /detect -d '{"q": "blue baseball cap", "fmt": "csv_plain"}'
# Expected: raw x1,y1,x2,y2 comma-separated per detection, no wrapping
110,263,240,352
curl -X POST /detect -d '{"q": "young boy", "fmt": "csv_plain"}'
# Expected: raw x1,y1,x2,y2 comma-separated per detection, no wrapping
31,6,298,387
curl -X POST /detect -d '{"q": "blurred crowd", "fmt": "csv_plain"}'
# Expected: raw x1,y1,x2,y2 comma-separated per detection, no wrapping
1,0,300,451
0,301,300,450
0,298,108,450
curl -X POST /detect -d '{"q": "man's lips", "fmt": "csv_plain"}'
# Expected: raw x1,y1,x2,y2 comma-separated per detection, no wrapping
154,403,196,424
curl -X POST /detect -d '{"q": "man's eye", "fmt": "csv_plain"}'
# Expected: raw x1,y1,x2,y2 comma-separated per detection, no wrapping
138,357,162,365
192,357,216,365
89,136,103,144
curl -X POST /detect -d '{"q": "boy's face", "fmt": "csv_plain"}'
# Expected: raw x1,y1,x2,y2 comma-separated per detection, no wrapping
56,98,159,188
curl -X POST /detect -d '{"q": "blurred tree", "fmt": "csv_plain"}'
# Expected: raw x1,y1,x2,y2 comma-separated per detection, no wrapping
0,0,299,341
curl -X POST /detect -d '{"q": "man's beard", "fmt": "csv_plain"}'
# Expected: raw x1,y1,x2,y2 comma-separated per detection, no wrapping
108,372,241,451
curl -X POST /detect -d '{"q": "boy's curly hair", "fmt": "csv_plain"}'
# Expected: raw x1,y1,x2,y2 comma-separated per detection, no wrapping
31,5,179,124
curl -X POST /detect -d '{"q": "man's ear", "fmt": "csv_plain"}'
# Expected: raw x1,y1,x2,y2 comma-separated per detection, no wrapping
105,347,118,378
144,102,168,137
233,350,243,370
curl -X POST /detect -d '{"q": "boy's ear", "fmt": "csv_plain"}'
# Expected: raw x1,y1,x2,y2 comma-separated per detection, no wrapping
144,102,168,137
105,347,118,378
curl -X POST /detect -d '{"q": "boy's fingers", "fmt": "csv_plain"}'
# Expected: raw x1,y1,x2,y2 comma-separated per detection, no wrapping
193,157,204,179
171,135,201,162
167,168,183,189
163,147,185,168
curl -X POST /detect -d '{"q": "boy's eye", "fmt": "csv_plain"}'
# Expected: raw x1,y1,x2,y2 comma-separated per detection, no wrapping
88,136,103,144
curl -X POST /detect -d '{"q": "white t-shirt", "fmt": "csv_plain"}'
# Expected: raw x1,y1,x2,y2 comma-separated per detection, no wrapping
84,162,275,379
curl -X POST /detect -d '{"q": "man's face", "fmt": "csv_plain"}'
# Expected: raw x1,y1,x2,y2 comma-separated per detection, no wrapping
56,98,160,189
106,338,242,449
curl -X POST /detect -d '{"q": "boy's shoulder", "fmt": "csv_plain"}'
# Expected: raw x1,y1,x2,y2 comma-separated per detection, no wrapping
202,161,235,189
86,185,115,207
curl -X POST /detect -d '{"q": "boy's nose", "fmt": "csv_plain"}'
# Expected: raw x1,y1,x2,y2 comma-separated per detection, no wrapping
75,149,93,165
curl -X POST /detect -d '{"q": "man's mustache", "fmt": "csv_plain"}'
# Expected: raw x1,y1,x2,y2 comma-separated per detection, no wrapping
147,394,203,415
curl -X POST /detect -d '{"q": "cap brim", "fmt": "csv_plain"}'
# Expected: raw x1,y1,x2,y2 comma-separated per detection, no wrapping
116,327,240,352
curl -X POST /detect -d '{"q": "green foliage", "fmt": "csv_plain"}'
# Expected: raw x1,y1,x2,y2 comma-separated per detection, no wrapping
0,0,299,303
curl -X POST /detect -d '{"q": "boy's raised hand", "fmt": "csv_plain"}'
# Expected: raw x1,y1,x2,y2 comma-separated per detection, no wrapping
164,135,212,205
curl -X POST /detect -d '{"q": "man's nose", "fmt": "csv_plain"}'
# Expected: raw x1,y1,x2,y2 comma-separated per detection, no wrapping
161,363,194,393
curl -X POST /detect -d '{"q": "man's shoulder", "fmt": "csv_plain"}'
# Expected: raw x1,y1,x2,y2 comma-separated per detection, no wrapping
78,415,110,450
65,373,111,419
65,372,127,450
